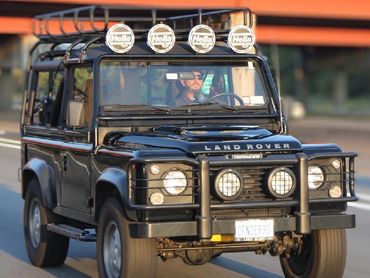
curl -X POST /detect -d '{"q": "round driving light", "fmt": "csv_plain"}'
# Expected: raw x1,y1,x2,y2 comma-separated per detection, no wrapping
188,24,215,53
268,168,296,198
106,23,135,53
150,164,160,175
215,170,242,200
228,25,256,54
331,159,341,170
150,192,164,205
329,185,342,198
163,170,187,195
308,166,324,189
147,24,175,53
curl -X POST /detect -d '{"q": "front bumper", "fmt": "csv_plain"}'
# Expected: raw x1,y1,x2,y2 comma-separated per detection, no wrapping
129,214,355,238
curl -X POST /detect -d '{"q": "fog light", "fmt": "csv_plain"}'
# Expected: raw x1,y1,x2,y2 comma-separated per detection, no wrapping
329,185,342,198
331,159,341,170
215,170,242,200
150,164,160,175
150,192,164,205
268,168,296,198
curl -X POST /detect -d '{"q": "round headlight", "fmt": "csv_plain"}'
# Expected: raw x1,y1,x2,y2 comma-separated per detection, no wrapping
268,168,296,198
215,170,242,200
163,170,187,195
308,166,324,189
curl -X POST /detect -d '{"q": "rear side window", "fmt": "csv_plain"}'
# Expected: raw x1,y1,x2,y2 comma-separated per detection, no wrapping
32,70,63,126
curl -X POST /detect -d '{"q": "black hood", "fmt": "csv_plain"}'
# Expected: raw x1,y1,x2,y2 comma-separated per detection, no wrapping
111,125,302,154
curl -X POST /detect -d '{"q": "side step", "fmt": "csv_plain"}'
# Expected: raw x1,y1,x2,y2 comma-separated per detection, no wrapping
47,223,97,242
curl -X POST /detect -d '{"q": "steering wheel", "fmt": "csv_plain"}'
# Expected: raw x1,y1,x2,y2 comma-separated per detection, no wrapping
207,93,244,106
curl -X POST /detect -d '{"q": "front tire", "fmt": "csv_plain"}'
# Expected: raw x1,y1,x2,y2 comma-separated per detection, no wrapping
23,179,69,267
280,229,347,278
97,198,157,278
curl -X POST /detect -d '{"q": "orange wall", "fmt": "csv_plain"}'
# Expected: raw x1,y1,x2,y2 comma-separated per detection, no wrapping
10,0,370,20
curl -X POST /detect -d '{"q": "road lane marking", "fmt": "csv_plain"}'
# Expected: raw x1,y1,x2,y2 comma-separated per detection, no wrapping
0,142,21,150
0,138,20,145
357,193,370,202
348,202,370,211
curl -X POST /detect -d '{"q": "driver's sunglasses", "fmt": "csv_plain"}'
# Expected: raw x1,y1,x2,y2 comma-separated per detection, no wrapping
193,73,204,80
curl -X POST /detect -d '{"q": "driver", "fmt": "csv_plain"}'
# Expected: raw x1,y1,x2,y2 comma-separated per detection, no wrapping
174,70,204,106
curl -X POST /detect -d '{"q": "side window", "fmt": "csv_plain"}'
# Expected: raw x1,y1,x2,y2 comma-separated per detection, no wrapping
70,67,93,127
32,70,63,126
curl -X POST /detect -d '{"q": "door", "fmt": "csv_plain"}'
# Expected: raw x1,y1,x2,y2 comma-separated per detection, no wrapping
60,66,94,213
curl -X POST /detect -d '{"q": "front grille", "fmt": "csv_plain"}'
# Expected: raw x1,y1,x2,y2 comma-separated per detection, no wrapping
211,207,290,220
209,165,294,219
210,165,295,201
239,167,270,200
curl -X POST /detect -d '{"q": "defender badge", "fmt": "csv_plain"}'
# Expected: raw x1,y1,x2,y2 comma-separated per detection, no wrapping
106,23,135,53
147,24,176,53
188,24,215,53
228,25,255,54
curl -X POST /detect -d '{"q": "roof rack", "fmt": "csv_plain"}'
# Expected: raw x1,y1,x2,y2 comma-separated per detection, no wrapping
32,5,253,43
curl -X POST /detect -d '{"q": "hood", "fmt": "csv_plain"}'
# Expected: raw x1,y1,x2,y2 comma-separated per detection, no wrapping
111,125,302,154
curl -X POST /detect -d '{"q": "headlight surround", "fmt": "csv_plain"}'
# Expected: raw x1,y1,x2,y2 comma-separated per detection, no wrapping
163,170,188,195
267,167,296,198
308,166,324,189
215,169,243,200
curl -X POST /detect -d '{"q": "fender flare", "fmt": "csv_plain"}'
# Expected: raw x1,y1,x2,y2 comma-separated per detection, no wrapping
95,168,136,220
22,158,55,209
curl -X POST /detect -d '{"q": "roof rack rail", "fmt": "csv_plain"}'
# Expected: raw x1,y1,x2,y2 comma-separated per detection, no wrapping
32,5,252,43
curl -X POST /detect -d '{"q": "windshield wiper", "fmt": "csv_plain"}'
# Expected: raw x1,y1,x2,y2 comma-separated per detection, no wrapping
103,104,172,112
180,102,239,111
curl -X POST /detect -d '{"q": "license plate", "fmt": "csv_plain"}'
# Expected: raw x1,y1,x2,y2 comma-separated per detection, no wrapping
234,219,274,241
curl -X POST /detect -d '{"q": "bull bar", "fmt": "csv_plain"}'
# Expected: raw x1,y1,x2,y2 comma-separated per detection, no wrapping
126,152,357,239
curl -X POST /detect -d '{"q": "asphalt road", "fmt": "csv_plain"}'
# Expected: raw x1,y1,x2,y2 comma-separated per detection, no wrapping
0,118,370,278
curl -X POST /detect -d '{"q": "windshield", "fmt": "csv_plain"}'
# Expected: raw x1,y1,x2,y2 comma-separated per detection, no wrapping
99,59,271,110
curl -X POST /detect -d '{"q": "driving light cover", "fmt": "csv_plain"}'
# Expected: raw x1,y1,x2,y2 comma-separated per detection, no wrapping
188,24,215,53
163,170,187,195
268,168,296,198
147,24,175,53
308,166,324,189
215,170,242,200
228,25,255,54
106,23,135,53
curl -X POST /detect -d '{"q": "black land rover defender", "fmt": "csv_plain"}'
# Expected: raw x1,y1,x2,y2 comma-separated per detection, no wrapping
21,6,357,278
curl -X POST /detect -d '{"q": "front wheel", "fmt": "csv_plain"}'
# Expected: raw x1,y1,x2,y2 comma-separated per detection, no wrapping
97,198,157,278
280,229,347,278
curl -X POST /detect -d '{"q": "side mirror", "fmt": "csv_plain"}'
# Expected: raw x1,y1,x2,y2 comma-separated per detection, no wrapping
67,100,85,128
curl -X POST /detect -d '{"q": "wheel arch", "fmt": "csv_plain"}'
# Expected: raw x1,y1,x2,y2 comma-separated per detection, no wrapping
22,158,56,209
95,168,136,222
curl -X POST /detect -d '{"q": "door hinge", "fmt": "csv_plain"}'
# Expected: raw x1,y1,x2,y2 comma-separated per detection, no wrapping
87,197,94,208
63,154,67,171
